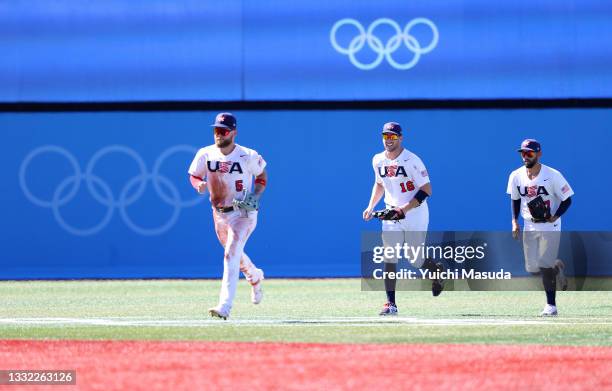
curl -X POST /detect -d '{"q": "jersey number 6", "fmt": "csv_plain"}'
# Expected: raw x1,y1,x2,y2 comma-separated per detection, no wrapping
235,180,243,192
400,181,415,193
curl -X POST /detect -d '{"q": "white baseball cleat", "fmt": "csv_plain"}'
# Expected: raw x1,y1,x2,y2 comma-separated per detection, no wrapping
555,259,568,291
251,269,264,305
208,306,229,320
540,304,558,317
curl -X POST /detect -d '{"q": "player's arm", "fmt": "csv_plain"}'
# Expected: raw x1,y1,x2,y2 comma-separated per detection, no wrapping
511,198,521,240
364,158,385,221
188,150,208,194
253,169,267,198
397,156,431,214
506,172,521,239
548,197,572,223
189,175,207,194
548,172,574,223
232,170,266,213
399,182,431,215
363,182,384,221
232,169,267,212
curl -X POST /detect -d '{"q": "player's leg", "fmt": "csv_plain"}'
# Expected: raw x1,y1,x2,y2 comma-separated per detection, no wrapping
401,205,443,296
400,205,427,270
208,212,231,318
215,227,241,316
523,230,558,315
522,230,550,314
213,212,261,285
522,230,541,274
213,210,263,308
211,212,256,317
405,229,443,296
213,212,229,246
538,231,562,316
213,212,259,277
403,230,427,268
239,253,264,304
380,228,402,315
233,212,261,284
236,215,264,304
239,253,262,284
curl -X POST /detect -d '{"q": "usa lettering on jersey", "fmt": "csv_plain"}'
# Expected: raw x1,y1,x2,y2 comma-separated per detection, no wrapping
517,185,550,197
207,161,244,174
378,165,408,178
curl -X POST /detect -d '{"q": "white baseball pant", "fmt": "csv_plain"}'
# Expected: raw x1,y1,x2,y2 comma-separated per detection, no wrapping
213,209,261,313
381,203,429,268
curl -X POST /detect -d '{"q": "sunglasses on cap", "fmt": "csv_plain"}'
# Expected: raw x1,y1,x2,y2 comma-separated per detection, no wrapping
214,127,233,137
382,133,399,140
520,150,536,158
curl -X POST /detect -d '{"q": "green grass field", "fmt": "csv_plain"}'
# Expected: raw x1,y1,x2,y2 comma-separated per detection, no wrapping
1,279,611,346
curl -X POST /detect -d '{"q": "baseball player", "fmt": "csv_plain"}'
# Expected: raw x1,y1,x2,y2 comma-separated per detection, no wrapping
188,113,267,320
507,139,574,316
363,122,443,316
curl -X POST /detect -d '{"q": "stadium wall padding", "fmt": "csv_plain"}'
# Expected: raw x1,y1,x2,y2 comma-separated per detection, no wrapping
1,109,610,278
1,0,611,101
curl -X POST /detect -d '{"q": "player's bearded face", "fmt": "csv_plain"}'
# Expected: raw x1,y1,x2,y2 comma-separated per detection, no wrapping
214,128,235,148
521,151,539,168
382,134,401,152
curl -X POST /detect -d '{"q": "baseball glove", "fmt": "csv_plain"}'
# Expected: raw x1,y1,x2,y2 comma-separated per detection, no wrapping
232,191,259,212
372,207,405,221
527,195,551,223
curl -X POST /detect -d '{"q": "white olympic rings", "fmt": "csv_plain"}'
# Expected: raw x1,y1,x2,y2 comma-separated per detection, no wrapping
19,145,203,236
330,17,439,70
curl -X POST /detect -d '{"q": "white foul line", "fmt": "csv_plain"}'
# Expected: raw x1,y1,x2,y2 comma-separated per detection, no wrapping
0,317,609,327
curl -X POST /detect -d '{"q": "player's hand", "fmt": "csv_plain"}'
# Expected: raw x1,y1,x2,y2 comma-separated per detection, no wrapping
197,181,207,194
363,207,373,221
546,215,559,223
233,191,259,212
511,219,520,240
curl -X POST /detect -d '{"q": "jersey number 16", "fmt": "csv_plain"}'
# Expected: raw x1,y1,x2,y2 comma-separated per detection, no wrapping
400,181,415,193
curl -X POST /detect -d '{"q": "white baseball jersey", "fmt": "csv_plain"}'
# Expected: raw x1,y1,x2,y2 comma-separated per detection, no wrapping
507,164,574,231
188,144,266,206
373,148,430,208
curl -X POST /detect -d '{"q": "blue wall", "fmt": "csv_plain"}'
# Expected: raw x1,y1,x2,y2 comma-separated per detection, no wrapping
1,109,610,278
1,0,611,101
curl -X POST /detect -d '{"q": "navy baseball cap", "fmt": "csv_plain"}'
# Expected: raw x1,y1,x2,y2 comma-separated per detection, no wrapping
210,112,237,129
517,139,541,152
382,122,402,135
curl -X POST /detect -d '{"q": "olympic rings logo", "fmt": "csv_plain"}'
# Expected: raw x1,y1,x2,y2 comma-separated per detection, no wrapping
19,145,204,236
330,18,439,70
